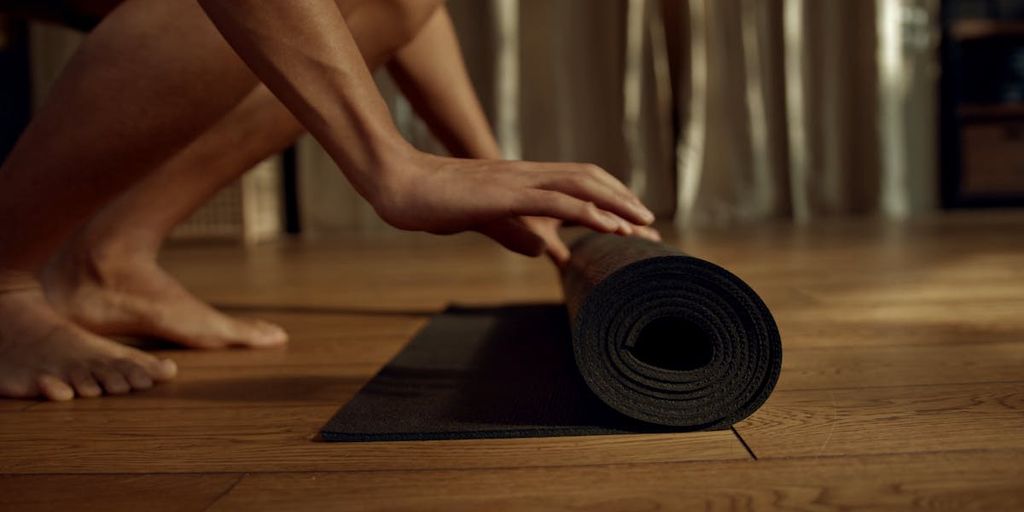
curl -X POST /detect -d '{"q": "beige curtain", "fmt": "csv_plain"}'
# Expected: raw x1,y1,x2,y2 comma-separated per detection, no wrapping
300,0,941,232
680,0,939,225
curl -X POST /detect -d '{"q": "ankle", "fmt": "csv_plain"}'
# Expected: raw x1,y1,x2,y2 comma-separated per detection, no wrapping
55,235,160,287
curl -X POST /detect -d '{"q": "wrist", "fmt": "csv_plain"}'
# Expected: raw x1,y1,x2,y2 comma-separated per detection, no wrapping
326,129,420,205
448,138,502,161
359,141,430,218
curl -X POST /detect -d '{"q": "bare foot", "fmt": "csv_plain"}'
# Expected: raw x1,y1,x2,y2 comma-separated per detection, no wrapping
0,281,177,401
43,249,288,350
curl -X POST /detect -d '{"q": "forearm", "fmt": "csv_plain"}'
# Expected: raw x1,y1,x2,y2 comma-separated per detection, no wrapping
387,7,502,160
198,0,653,253
198,0,413,202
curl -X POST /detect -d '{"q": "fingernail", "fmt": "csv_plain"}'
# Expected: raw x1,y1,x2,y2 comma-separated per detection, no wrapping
631,202,655,223
160,359,179,377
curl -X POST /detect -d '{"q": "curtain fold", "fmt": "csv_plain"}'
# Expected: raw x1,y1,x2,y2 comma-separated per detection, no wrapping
298,0,941,232
23,0,941,236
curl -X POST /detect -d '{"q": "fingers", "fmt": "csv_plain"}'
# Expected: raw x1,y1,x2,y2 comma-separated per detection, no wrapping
536,228,570,267
544,162,634,197
510,190,624,234
478,216,573,267
534,174,642,233
635,225,662,242
478,218,548,258
518,217,570,266
526,172,653,227
545,243,571,266
520,163,654,226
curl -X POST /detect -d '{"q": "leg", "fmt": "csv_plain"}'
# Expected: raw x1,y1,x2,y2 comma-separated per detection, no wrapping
0,0,445,400
42,0,444,349
0,0,268,400
43,86,300,349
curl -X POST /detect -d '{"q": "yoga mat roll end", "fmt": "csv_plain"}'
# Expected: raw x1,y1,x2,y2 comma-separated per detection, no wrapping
563,234,783,430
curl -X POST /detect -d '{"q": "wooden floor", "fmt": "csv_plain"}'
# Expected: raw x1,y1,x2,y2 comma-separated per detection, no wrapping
2,211,1023,511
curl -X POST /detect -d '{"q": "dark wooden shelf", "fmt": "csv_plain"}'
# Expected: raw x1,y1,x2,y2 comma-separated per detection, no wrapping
958,102,1024,120
950,19,1024,40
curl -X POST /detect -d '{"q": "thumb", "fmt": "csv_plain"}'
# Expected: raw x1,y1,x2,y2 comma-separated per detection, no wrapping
477,218,547,258
521,216,570,267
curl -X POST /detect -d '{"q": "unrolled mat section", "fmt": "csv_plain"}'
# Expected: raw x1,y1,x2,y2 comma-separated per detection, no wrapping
320,234,782,442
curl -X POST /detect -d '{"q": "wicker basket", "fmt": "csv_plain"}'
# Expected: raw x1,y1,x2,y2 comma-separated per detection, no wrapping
170,156,283,244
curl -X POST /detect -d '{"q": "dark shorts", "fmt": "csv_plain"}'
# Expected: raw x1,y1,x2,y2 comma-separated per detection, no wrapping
2,0,121,31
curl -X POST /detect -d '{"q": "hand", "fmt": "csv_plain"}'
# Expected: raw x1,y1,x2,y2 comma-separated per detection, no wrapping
479,216,661,267
372,152,658,262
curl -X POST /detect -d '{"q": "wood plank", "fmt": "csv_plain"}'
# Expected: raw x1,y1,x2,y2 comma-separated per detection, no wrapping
0,405,747,474
0,211,1020,509
799,279,1024,304
161,234,566,311
775,301,1024,348
740,256,1024,291
735,382,1024,458
0,474,241,512
29,340,1017,412
0,400,31,412
208,451,1024,512
160,233,817,312
777,342,1024,391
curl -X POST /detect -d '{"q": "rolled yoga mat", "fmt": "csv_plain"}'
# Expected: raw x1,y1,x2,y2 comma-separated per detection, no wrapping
320,233,782,441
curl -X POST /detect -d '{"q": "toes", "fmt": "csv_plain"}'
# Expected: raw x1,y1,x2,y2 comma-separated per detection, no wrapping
204,318,289,349
35,374,74,401
248,320,289,348
68,366,102,398
122,350,177,382
92,365,131,395
0,376,39,400
140,357,178,382
112,359,153,390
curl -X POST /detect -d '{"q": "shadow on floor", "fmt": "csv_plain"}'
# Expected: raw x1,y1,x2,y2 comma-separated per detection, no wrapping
154,375,366,404
211,303,440,317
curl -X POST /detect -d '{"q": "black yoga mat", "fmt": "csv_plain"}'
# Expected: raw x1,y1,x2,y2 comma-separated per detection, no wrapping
321,234,782,442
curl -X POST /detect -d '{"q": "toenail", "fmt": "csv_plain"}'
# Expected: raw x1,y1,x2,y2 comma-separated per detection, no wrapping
158,359,178,378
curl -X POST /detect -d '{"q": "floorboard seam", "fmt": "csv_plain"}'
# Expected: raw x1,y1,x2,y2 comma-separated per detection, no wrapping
202,473,245,511
730,427,758,461
770,379,1024,393
781,340,1024,351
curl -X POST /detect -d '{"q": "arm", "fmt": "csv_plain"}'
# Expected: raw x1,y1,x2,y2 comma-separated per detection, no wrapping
387,7,660,262
198,1,654,251
387,7,502,160
197,0,404,202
